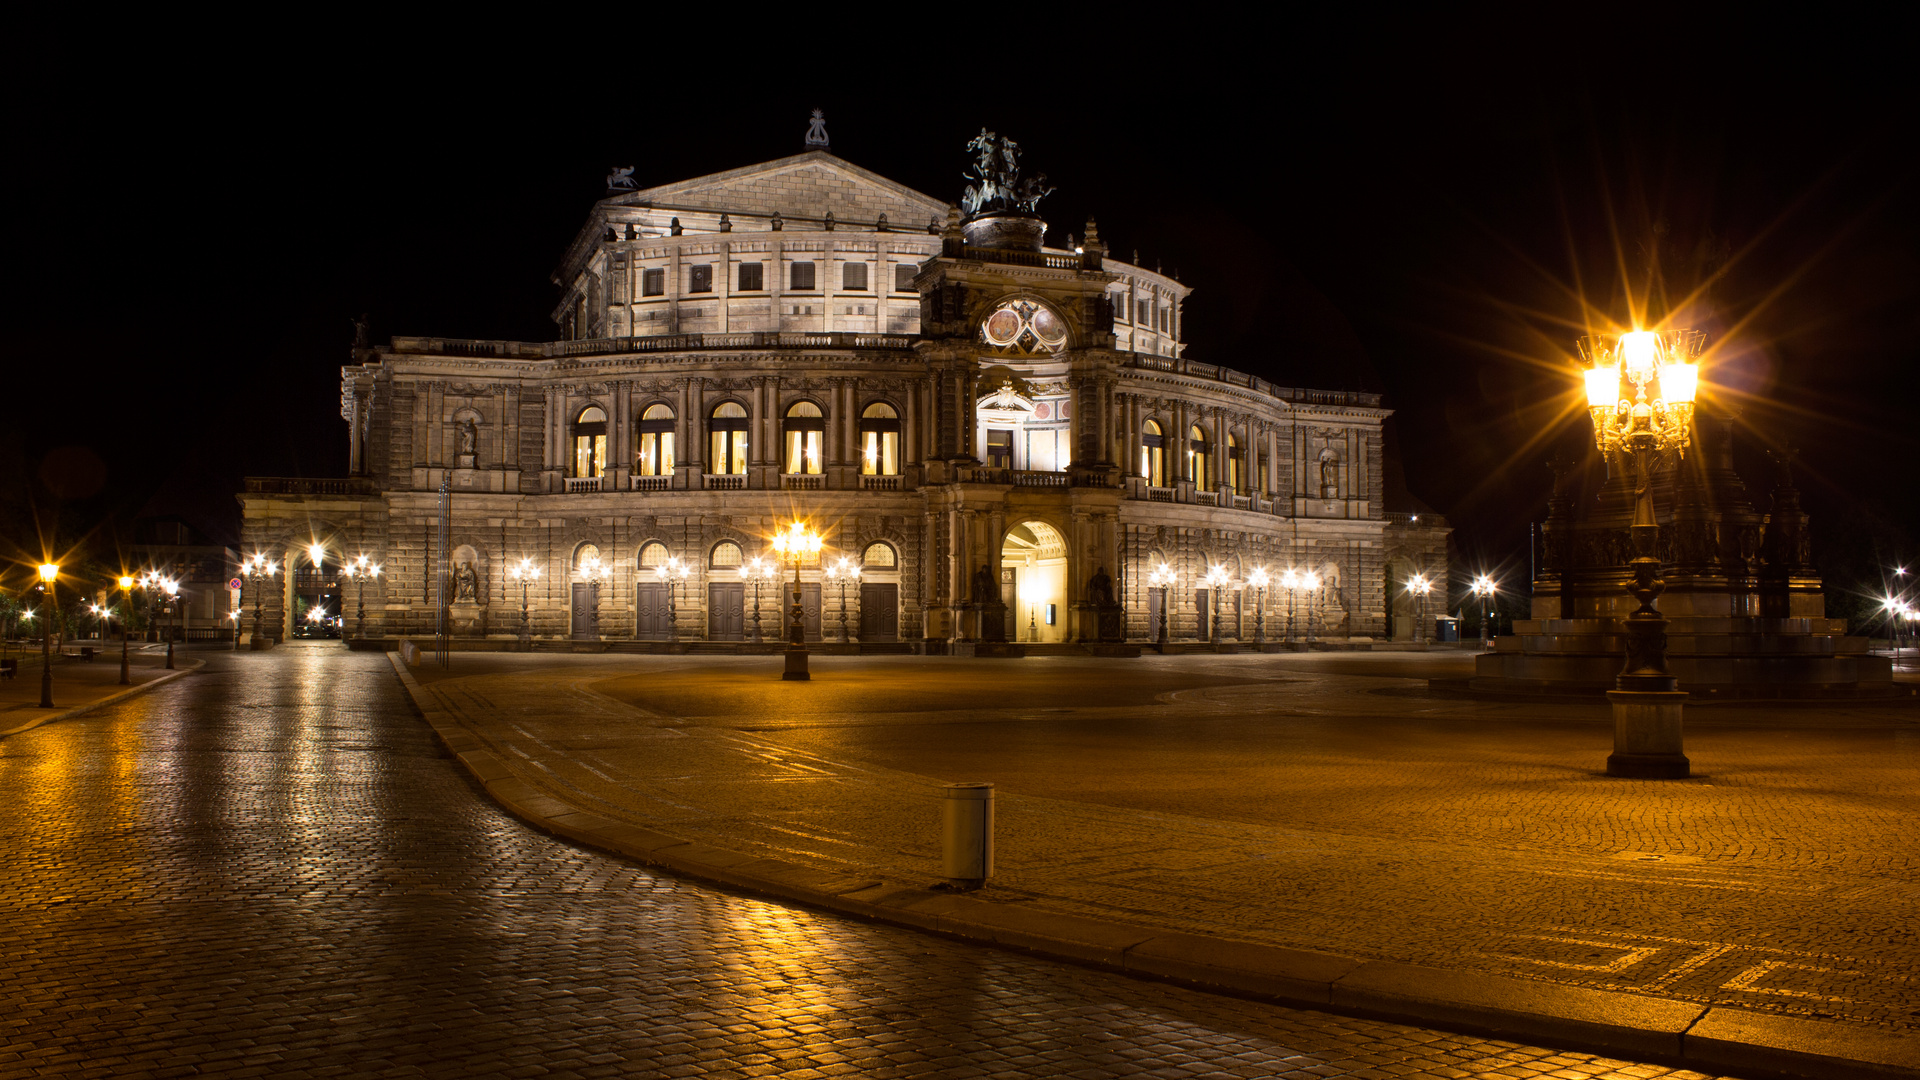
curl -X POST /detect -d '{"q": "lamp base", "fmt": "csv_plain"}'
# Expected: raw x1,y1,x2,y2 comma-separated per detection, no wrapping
782,648,811,681
1604,689,1689,778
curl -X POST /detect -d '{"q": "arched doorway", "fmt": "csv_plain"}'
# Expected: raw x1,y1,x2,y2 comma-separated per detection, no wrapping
1386,555,1417,641
1001,521,1068,644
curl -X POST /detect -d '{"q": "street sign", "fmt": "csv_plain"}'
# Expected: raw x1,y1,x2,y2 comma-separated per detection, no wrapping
228,578,243,590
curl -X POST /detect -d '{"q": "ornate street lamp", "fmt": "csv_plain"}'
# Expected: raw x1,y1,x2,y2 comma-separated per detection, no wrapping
1579,326,1702,778
160,577,180,669
770,521,822,680
1471,574,1497,648
510,558,540,649
37,563,58,708
578,555,606,641
341,555,382,643
1405,573,1432,646
1281,568,1299,645
243,554,279,651
229,608,242,651
826,556,861,644
1302,571,1322,645
117,574,135,683
741,556,779,644
1247,567,1269,648
1203,564,1231,644
1147,562,1175,649
654,556,689,643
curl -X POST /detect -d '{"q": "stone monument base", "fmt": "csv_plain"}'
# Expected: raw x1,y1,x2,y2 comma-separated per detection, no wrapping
1605,689,1690,778
448,602,488,638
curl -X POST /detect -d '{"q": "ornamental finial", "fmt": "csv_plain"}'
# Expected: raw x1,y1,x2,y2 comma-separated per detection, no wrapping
805,108,830,149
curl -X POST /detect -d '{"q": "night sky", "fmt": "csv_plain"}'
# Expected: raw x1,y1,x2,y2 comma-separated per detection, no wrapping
7,27,1915,611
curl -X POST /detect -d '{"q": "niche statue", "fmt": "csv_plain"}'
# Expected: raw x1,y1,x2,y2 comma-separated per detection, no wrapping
453,561,480,603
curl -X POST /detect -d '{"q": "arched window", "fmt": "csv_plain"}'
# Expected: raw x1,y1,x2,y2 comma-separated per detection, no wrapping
635,403,675,477
709,402,748,475
862,542,897,568
1188,425,1211,488
1226,431,1243,493
710,541,742,569
1141,419,1166,487
638,541,668,568
572,406,607,478
859,402,900,476
783,400,825,475
575,543,604,572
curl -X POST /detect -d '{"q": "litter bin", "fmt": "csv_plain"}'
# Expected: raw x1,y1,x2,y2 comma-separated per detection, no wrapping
1434,616,1459,642
941,782,994,885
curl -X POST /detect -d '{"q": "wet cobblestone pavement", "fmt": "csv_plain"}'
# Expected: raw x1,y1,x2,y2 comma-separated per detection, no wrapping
0,645,1729,1078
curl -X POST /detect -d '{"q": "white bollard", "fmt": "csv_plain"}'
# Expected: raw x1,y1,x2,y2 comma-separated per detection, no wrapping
941,782,994,885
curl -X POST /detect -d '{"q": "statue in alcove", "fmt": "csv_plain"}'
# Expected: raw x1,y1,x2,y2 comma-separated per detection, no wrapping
453,561,480,603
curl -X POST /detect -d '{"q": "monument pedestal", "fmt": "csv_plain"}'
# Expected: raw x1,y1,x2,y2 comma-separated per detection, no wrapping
1605,689,1690,778
448,602,487,638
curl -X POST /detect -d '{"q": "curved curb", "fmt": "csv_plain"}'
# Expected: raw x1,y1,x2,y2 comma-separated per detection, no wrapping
387,652,1920,1080
0,660,204,738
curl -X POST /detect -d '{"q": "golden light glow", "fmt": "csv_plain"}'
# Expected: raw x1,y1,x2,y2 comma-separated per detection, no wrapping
38,563,58,583
117,575,134,590
1621,330,1660,383
1659,359,1698,405
1584,364,1621,408
1247,567,1269,589
770,521,823,558
308,543,326,568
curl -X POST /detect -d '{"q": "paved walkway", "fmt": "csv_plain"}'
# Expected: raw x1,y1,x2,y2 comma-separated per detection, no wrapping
0,640,194,735
405,650,1920,1048
0,644,1731,1079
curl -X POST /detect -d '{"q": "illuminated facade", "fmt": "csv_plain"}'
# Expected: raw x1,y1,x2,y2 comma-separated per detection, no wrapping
240,127,1445,649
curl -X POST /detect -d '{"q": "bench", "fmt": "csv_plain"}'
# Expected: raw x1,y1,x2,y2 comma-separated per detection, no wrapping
0,658,15,680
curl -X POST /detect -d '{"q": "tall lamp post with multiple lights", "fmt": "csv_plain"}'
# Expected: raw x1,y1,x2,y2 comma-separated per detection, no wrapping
579,555,606,641
741,556,778,644
1246,567,1269,648
1405,573,1432,646
510,558,540,649
1580,327,1702,778
242,555,279,650
1281,569,1300,645
826,557,861,643
160,578,180,669
655,556,689,643
117,575,135,683
343,555,382,643
37,563,58,708
1147,562,1175,650
1471,575,1497,648
1203,564,1231,647
771,521,822,680
1301,570,1322,645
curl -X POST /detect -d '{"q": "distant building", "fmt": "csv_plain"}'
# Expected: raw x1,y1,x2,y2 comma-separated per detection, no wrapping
241,121,1446,648
129,517,240,641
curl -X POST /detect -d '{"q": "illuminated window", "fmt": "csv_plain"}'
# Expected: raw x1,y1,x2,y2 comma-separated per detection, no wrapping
710,541,742,569
572,406,607,478
862,542,896,568
635,403,675,477
1188,425,1211,487
859,402,900,476
784,401,825,475
1227,432,1243,493
842,262,868,291
638,542,667,568
688,265,713,293
894,263,916,292
986,429,1013,469
1141,419,1165,486
641,268,665,296
790,261,816,290
737,262,763,291
709,402,748,475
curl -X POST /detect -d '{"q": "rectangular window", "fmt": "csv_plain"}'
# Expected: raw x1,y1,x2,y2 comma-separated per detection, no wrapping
843,262,868,290
737,262,763,291
1159,306,1170,332
986,430,1013,469
790,261,816,290
688,265,713,293
1137,300,1152,326
894,263,916,292
641,268,665,296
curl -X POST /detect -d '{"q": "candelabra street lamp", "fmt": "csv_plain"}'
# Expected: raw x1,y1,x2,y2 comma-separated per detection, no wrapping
771,521,822,680
579,555,606,642
1247,567,1269,648
160,577,180,669
655,556,689,643
1147,562,1175,650
1203,564,1231,648
826,557,861,644
510,558,540,650
343,555,383,644
242,555,279,650
37,563,58,708
1281,568,1299,646
1302,570,1322,645
1471,574,1497,648
117,575,135,683
1405,573,1432,646
1581,327,1701,778
742,556,778,644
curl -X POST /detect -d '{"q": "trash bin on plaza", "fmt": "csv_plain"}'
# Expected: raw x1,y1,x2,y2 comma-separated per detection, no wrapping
941,782,994,886
1434,616,1459,642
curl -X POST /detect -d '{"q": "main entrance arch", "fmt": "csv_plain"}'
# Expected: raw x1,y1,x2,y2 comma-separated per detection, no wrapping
1001,520,1068,644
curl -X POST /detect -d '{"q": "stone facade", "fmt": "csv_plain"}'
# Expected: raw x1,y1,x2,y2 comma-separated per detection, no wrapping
241,146,1442,649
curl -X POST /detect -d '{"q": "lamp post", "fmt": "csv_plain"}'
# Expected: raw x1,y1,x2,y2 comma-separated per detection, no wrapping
1406,573,1432,646
770,521,821,680
579,555,605,641
118,575,134,684
343,555,382,643
654,556,688,643
160,577,180,669
1471,574,1497,648
229,608,242,651
243,554,279,650
37,563,58,708
1247,567,1269,648
1580,327,1702,779
1147,562,1174,650
510,558,540,649
1203,564,1230,645
1302,571,1321,645
826,557,860,643
742,556,777,644
1281,568,1299,645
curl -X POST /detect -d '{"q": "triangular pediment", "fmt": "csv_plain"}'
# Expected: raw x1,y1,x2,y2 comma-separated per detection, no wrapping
610,151,948,229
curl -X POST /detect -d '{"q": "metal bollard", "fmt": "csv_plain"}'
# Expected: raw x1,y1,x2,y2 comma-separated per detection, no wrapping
941,782,994,886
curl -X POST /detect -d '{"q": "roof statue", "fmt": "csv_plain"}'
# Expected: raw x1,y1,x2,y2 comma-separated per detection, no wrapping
606,165,637,193
961,129,1053,218
805,108,830,149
